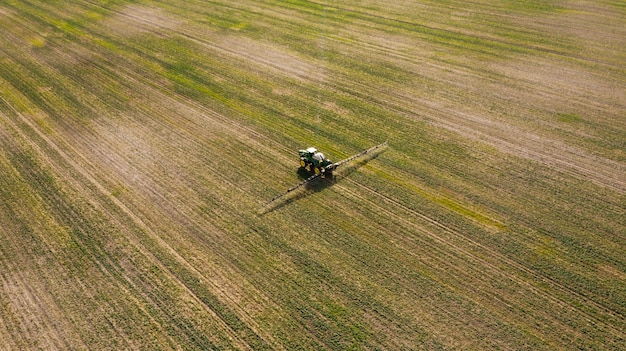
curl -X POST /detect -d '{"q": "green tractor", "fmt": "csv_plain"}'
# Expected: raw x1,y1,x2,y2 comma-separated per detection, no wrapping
298,147,336,178
263,142,387,207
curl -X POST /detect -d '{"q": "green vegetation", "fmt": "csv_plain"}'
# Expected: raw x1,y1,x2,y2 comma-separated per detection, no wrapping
0,0,624,349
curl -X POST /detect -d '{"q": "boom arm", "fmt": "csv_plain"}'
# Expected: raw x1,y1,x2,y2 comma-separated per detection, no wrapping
264,141,388,205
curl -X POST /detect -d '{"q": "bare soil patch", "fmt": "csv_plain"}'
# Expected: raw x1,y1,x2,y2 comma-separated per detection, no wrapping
213,33,324,82
102,4,183,38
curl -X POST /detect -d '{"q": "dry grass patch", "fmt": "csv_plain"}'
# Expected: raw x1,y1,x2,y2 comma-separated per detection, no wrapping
102,4,183,38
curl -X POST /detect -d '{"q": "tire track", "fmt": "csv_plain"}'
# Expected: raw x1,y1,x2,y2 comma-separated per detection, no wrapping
303,0,626,70
339,176,625,337
2,24,297,345
0,253,68,350
5,1,623,348
0,116,151,350
1,94,259,350
0,124,87,351
329,183,622,349
0,9,291,344
299,182,566,348
10,22,298,348
84,0,625,326
99,27,625,339
126,1,626,193
275,2,624,193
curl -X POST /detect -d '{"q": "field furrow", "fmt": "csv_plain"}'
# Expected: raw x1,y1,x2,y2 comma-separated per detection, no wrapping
1,0,624,350
339,177,624,336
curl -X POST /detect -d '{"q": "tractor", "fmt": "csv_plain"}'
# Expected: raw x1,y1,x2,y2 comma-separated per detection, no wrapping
298,147,336,178
262,142,387,207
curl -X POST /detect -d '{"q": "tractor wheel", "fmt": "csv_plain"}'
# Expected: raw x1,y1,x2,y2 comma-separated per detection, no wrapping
314,167,320,175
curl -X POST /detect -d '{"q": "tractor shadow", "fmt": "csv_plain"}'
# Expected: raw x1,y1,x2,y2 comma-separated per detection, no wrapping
259,146,387,215
295,168,335,190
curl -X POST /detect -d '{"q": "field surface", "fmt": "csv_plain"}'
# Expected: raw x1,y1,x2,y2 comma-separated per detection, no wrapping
0,0,624,350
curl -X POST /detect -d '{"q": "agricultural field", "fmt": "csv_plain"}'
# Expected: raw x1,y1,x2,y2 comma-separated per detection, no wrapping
0,0,624,349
